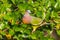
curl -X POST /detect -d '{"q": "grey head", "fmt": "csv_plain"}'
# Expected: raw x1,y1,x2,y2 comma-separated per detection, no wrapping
26,10,31,14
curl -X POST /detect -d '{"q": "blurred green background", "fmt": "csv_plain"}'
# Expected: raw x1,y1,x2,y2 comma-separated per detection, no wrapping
0,0,60,40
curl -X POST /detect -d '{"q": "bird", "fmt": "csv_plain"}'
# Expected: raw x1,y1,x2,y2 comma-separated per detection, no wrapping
50,28,60,40
22,10,43,24
22,10,45,32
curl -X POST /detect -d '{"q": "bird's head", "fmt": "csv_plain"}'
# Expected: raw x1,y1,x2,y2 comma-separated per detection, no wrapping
25,10,31,14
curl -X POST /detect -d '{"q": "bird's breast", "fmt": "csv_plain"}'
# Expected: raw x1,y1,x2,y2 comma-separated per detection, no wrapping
22,16,31,24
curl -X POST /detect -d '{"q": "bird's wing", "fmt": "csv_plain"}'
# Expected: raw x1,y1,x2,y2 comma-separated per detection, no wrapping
31,16,43,25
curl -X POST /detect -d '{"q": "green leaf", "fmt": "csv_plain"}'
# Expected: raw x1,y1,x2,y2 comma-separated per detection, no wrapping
13,26,20,31
9,29,14,35
30,34,37,39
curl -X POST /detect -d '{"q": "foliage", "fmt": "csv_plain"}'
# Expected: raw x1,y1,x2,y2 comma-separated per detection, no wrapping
0,0,60,40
